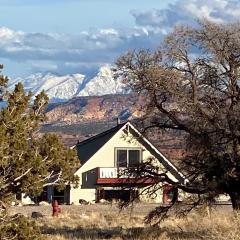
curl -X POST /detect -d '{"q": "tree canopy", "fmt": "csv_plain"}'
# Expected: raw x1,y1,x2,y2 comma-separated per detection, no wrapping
116,20,240,219
0,65,79,239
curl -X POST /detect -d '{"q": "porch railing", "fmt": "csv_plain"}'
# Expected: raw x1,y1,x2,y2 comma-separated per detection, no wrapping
98,167,131,178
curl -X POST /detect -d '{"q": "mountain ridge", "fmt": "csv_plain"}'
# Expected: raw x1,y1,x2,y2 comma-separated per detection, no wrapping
9,65,128,102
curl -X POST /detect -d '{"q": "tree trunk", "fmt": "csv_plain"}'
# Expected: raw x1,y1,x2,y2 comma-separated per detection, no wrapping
229,192,240,210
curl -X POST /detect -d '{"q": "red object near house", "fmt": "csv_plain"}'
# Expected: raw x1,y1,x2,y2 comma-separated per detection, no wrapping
163,184,173,204
52,200,61,217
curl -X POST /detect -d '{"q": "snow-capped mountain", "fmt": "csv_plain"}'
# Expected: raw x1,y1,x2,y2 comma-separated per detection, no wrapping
77,65,125,96
9,65,127,102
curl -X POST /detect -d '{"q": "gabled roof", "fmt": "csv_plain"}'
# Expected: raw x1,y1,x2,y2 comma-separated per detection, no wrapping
75,121,186,183
75,122,126,165
126,123,186,183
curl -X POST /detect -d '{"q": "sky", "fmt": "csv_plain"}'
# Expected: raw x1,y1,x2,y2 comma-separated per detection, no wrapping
0,0,240,78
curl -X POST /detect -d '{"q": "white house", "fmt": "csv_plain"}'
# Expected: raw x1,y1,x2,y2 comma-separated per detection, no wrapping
26,121,185,205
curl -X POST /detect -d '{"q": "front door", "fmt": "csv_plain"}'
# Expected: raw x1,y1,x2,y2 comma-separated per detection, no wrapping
163,185,178,204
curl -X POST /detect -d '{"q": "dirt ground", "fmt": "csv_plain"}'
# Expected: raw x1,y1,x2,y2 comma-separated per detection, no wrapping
9,202,160,217
9,202,232,218
9,203,236,240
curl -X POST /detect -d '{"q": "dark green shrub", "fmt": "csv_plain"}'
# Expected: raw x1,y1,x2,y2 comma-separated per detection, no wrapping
0,214,42,240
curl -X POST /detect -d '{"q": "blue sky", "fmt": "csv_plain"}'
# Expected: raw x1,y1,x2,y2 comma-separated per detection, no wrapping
0,0,239,78
0,0,173,33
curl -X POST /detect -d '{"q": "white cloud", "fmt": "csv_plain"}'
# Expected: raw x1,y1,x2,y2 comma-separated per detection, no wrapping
1,0,240,77
0,25,164,76
0,27,24,46
131,0,240,31
99,28,119,36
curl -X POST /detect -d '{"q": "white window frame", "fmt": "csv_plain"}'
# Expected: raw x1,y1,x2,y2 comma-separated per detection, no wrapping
115,147,142,168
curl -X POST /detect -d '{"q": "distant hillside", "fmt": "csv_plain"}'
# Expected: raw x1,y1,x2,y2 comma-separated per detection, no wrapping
44,94,145,125
41,120,118,147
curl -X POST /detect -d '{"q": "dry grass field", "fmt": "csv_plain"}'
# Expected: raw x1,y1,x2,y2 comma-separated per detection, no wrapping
10,203,240,240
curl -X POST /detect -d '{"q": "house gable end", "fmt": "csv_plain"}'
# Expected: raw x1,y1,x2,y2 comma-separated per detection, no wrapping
74,121,185,184
75,123,125,165
124,123,185,183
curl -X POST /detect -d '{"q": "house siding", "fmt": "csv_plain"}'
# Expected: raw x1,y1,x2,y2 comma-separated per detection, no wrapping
139,185,164,203
70,126,178,204
70,187,96,204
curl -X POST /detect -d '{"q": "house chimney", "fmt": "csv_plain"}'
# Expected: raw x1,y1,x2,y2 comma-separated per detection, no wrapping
117,118,121,126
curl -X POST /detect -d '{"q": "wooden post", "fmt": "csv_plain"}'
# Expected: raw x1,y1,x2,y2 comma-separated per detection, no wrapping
97,188,105,202
101,189,105,200
163,185,171,204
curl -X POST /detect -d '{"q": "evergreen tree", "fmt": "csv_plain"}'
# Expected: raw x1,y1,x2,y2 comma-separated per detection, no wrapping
0,65,79,239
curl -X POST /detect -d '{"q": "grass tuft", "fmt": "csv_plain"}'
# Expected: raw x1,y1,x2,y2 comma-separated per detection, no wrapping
10,204,240,240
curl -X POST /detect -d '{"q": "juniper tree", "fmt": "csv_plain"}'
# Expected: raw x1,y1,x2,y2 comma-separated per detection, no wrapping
0,65,79,239
116,20,240,221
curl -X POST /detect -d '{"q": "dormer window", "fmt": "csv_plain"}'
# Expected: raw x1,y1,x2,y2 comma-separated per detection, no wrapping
115,148,141,167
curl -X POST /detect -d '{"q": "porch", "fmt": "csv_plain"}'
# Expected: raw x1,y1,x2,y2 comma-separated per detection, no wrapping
96,167,156,185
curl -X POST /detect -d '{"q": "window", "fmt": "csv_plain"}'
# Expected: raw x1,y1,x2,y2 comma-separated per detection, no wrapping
129,150,140,167
117,150,128,167
116,148,141,167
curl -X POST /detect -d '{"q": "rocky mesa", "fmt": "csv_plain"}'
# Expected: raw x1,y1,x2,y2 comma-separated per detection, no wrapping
45,94,145,125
